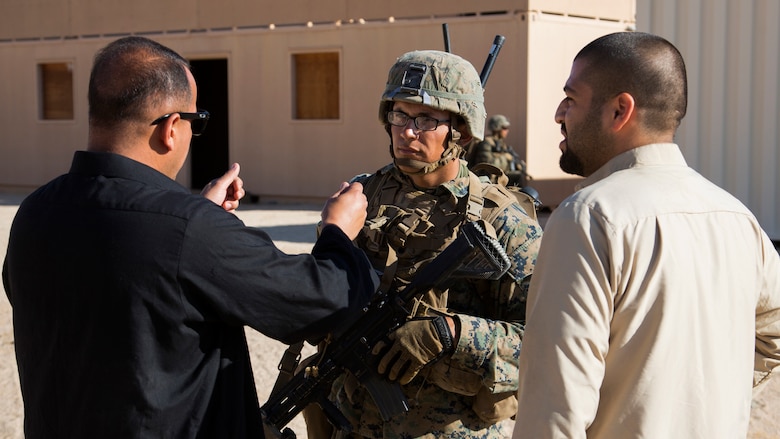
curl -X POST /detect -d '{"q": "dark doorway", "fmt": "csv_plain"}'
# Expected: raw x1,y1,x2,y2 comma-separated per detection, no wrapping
189,59,229,190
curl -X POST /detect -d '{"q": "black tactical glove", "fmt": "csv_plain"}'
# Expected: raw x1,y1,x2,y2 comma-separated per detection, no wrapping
372,315,454,385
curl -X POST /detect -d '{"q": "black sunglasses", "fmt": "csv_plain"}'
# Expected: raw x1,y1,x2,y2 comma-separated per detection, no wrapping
151,110,210,136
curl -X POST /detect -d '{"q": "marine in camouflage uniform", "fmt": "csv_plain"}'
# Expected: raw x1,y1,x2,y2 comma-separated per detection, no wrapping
305,50,542,439
468,115,531,187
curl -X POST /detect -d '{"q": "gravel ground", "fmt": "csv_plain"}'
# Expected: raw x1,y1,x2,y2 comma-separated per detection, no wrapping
0,196,778,438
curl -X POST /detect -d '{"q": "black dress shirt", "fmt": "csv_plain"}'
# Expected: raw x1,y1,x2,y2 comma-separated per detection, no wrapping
3,151,377,438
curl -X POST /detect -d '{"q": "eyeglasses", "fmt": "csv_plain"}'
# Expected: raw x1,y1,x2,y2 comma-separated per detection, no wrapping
386,110,450,132
151,110,210,136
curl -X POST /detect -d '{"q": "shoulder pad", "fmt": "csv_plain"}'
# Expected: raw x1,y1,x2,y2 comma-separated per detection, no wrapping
479,180,538,222
471,163,509,186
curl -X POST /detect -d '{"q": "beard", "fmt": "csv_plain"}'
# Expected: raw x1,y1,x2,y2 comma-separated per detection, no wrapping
559,148,585,176
559,110,609,177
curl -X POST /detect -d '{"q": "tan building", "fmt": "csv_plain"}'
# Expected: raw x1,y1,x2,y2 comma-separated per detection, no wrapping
0,1,633,202
1,0,778,240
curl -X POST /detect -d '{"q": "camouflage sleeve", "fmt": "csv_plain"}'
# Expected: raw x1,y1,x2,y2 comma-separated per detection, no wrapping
449,203,542,393
450,294,524,392
494,203,543,282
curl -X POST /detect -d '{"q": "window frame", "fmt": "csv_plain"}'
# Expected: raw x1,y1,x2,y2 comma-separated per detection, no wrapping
38,60,75,121
290,49,342,121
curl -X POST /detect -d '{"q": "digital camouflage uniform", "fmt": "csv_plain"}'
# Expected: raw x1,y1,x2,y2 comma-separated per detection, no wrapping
318,50,543,439
467,115,530,187
329,162,542,438
471,135,516,173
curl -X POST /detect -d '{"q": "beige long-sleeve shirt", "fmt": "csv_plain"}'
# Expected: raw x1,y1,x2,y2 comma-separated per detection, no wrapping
513,143,780,439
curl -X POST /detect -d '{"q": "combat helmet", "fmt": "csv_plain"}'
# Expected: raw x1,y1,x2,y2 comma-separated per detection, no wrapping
487,114,510,133
379,50,486,175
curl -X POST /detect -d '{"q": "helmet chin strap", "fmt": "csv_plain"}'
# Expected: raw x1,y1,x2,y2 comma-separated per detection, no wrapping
390,117,464,176
393,142,462,175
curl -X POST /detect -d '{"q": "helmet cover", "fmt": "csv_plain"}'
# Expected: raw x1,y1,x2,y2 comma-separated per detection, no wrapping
378,50,486,141
488,114,510,133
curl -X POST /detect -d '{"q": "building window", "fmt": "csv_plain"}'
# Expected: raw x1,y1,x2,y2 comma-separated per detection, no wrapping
293,52,339,120
39,62,74,120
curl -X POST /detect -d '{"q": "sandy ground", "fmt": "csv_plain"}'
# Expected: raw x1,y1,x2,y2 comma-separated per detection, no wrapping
0,195,778,438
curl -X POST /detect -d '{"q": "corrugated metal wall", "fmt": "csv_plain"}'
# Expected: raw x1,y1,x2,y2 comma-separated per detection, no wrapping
637,0,780,240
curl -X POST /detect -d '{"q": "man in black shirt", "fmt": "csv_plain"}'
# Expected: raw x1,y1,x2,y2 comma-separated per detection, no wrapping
2,36,377,438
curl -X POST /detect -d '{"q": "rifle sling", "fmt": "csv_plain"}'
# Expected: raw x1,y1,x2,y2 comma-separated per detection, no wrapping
270,341,304,398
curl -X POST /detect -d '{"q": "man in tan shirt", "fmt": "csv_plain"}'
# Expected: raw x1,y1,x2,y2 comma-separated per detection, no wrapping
513,31,780,439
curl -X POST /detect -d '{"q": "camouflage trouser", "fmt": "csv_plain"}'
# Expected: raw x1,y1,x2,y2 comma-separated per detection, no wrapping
303,403,372,439
302,402,335,439
302,372,371,439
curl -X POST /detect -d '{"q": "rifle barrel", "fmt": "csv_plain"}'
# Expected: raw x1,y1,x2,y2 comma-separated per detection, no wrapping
479,35,506,87
442,23,451,52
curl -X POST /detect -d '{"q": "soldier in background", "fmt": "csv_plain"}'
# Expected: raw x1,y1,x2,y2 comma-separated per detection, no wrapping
467,114,532,186
304,50,543,438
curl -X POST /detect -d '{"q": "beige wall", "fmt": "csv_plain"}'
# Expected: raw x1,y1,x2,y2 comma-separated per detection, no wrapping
0,1,634,40
0,1,633,205
636,0,780,239
0,1,633,207
522,12,635,202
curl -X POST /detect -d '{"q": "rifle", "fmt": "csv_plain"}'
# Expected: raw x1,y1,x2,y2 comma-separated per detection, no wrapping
479,35,505,87
440,22,505,88
261,221,511,438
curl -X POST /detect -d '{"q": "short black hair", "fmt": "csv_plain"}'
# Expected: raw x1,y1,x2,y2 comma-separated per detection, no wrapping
575,32,687,132
88,36,192,129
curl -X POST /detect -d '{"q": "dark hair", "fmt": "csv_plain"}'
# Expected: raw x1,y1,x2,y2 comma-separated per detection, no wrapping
88,36,192,128
574,32,688,132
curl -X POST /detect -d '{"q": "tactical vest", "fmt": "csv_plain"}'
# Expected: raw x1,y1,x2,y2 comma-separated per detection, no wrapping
355,163,531,422
356,163,536,302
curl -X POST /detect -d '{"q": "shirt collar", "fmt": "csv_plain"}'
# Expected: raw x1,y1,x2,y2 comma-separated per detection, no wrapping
576,143,687,191
69,150,189,194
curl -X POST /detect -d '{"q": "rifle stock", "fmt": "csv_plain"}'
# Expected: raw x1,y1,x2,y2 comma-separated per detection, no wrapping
260,221,510,437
